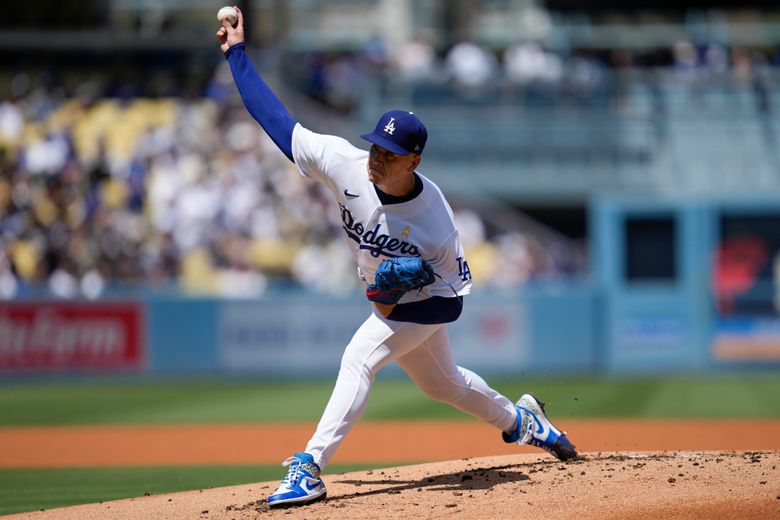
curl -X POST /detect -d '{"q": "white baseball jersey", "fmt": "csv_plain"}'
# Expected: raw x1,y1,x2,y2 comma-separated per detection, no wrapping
291,123,472,303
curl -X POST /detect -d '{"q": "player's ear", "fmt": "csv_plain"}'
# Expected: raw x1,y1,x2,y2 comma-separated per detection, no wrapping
407,154,421,172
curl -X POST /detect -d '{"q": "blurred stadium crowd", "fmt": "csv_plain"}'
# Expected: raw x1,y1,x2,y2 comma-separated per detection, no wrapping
285,35,779,115
0,62,581,299
3,10,778,299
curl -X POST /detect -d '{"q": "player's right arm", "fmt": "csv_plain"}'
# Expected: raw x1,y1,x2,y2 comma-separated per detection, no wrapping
216,6,296,162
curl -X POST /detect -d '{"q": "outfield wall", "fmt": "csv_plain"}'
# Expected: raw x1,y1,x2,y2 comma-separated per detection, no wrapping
0,287,599,376
142,285,597,376
0,281,771,377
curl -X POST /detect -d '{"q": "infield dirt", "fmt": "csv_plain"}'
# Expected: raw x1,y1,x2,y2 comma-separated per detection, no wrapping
5,451,779,519
2,421,779,519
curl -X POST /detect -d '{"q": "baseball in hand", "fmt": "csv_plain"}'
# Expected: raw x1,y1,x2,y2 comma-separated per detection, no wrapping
217,6,238,27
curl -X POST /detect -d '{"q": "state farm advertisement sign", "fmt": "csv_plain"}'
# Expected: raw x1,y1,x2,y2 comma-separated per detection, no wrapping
0,302,144,372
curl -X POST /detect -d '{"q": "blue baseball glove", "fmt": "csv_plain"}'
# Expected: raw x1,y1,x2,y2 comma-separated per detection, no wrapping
366,257,435,305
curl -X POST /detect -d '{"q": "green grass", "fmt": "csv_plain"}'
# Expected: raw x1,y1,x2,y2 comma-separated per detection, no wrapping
492,375,780,418
0,374,778,426
0,375,778,515
0,463,383,516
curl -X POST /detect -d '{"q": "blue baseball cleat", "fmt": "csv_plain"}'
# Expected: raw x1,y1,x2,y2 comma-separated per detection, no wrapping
267,452,327,507
502,394,578,461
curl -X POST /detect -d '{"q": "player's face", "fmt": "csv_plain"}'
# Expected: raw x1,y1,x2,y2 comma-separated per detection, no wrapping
367,144,419,187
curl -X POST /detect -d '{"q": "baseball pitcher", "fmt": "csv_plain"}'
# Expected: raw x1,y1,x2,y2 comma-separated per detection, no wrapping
216,7,577,508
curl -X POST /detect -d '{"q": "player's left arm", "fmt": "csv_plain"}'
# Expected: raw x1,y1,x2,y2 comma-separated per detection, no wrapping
369,238,469,323
382,233,470,323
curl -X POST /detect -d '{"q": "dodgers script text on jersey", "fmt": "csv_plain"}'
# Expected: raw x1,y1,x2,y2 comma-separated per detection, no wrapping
339,203,421,258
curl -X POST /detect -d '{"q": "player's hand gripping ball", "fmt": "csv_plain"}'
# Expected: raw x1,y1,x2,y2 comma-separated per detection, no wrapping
366,257,435,305
217,6,238,27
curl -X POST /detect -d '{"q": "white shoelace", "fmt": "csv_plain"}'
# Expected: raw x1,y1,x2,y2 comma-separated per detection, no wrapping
280,456,303,486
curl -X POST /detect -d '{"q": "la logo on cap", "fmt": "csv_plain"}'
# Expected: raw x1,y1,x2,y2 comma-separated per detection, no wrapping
360,109,428,155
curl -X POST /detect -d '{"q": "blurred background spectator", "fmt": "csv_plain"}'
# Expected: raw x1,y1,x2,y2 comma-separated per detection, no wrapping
3,0,780,301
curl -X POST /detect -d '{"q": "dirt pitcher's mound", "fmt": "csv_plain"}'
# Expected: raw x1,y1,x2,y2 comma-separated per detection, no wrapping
7,451,780,520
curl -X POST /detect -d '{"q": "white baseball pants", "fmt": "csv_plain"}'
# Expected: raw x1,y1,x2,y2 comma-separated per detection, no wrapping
304,308,518,468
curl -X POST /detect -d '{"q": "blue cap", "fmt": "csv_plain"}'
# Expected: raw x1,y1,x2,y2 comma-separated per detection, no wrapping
360,110,427,155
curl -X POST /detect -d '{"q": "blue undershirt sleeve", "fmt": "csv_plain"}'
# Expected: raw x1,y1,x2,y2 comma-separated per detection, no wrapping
224,43,296,162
